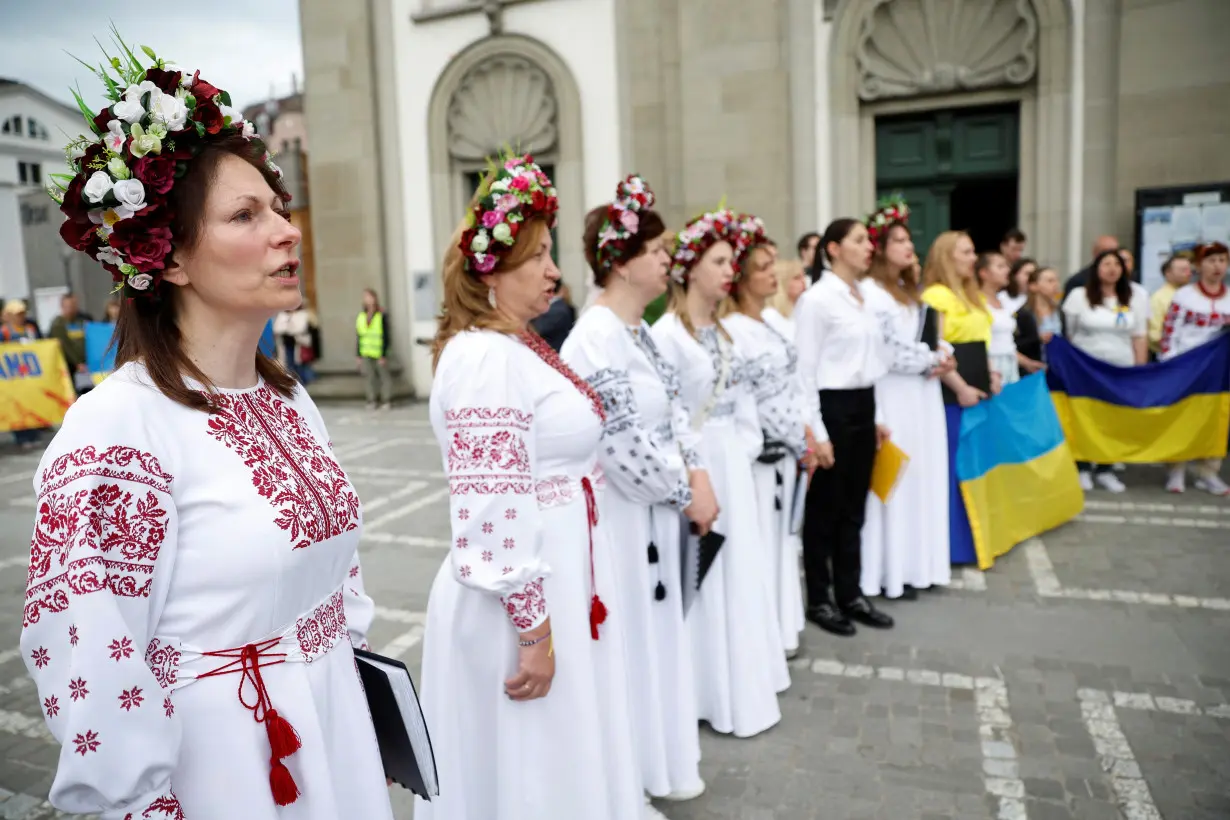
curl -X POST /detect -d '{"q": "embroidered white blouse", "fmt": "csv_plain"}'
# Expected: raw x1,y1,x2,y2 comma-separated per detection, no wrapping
723,312,808,458
1158,282,1230,360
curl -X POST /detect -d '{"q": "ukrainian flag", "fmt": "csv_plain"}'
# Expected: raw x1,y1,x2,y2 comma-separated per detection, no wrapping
956,372,1084,570
1046,334,1230,463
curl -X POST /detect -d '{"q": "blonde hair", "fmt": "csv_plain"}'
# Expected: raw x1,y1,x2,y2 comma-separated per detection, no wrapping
666,274,732,342
923,230,985,312
767,259,805,318
431,216,550,370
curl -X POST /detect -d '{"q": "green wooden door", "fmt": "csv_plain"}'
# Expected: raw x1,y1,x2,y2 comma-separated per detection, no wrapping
875,105,1018,257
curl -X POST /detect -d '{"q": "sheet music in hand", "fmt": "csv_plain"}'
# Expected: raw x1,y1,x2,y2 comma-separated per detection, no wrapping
353,648,439,800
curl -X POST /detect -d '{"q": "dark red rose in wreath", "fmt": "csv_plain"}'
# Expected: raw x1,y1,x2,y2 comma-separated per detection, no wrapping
530,190,547,211
58,174,89,221
59,214,98,252
460,227,478,255
92,107,113,136
110,221,173,272
132,155,177,195
143,67,182,95
509,221,520,238
188,70,221,103
193,97,224,135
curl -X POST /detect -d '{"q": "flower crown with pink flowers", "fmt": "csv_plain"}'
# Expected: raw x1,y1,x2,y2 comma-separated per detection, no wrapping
865,193,910,248
460,152,559,275
47,30,283,298
595,174,655,271
729,212,768,280
669,208,737,284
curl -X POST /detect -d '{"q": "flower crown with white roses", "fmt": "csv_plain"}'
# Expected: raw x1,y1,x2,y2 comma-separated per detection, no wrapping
865,193,910,249
460,152,559,275
47,30,283,298
729,212,768,280
669,208,737,285
595,174,655,271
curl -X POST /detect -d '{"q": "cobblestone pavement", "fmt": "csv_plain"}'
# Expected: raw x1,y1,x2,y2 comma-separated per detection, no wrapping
1,402,1227,819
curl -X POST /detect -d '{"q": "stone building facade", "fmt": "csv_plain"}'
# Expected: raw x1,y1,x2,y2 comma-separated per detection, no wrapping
299,0,1230,397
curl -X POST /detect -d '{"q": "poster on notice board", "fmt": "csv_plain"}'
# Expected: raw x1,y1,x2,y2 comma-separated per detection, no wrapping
1138,189,1230,293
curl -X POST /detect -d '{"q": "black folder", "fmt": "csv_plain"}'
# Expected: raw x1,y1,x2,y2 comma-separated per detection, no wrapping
679,517,726,616
353,648,439,800
940,342,991,405
919,305,939,351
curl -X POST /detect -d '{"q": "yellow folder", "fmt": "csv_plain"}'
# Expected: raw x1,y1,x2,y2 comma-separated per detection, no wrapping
870,439,910,503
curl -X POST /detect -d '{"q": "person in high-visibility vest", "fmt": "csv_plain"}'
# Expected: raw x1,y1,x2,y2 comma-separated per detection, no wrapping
356,288,392,409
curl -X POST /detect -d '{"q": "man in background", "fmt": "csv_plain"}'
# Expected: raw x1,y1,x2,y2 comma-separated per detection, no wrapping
1000,228,1027,265
48,293,94,395
1064,235,1122,298
1148,254,1193,357
532,279,576,351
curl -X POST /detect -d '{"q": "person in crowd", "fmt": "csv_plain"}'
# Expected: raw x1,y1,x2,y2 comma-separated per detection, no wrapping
531,278,577,350
977,251,1039,382
1064,235,1121,298
419,154,642,819
921,231,998,565
356,287,393,409
1062,249,1148,493
2,299,45,449
1148,254,1193,357
1001,257,1036,314
562,174,714,801
48,292,94,392
765,258,808,339
797,231,821,280
1014,265,1063,364
999,228,1027,265
103,297,121,323
25,45,391,817
651,208,790,737
794,217,895,635
273,305,318,385
1157,241,1230,496
859,204,953,601
723,214,808,658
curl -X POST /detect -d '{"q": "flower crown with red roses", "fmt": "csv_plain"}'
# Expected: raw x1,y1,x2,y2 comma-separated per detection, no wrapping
595,174,656,271
729,212,768,280
460,152,559,275
669,208,737,285
865,193,910,249
47,30,283,298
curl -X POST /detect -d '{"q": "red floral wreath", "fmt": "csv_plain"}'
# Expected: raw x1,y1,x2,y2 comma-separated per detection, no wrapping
595,174,655,271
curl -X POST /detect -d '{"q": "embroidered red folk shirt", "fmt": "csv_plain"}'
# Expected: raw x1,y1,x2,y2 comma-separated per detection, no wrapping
1159,281,1230,360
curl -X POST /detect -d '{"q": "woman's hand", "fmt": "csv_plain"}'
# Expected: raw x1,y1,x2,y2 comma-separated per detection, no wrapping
875,424,892,449
990,371,1004,395
1020,357,1046,374
1040,331,1054,344
813,440,835,470
957,384,987,408
683,470,719,535
505,619,554,702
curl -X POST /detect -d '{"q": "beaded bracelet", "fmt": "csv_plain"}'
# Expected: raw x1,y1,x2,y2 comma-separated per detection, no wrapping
518,630,551,647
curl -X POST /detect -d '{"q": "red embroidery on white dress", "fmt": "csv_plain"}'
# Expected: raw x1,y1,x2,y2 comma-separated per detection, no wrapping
505,508,517,520
482,550,493,562
144,638,180,688
503,537,515,549
163,695,174,717
502,578,547,629
295,590,347,662
444,407,533,496
31,647,49,669
455,536,468,549
118,686,144,711
43,695,59,718
68,625,78,646
535,475,578,508
125,794,186,820
72,729,100,755
207,387,360,549
481,521,494,533
458,508,471,520
502,566,513,575
68,677,88,701
348,565,360,578
26,456,170,627
109,636,134,661
519,331,606,421
460,565,472,578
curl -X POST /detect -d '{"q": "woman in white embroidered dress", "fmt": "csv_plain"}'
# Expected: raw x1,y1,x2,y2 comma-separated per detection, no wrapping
561,175,715,801
22,46,391,819
859,210,954,600
651,209,790,739
722,216,808,659
416,156,642,820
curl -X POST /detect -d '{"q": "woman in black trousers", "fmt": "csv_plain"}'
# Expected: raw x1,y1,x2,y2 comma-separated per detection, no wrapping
794,218,894,637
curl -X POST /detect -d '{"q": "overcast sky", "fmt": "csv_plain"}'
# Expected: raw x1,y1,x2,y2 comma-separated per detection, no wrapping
0,1,304,115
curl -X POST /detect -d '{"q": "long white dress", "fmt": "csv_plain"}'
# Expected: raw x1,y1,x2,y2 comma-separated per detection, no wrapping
861,282,951,597
722,312,807,656
561,305,704,799
21,362,393,819
415,330,643,820
650,314,789,738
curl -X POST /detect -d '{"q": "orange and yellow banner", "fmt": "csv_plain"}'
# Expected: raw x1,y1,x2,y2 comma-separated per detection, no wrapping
0,340,75,432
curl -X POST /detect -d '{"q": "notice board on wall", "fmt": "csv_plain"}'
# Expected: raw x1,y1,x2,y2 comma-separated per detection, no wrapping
1134,182,1230,293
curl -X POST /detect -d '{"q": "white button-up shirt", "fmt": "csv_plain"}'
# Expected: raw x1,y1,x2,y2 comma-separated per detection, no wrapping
794,272,887,442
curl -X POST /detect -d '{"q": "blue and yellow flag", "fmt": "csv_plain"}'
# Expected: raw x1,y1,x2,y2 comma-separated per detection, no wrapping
1046,334,1230,464
956,372,1084,570
0,340,76,432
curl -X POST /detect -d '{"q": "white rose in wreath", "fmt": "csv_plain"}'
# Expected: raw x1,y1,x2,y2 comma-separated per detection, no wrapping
96,246,124,267
128,273,154,291
83,171,113,204
112,179,147,213
470,232,490,253
150,92,189,131
491,222,513,244
112,97,145,124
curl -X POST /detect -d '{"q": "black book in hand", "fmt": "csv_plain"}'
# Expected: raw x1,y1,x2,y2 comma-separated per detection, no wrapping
354,648,439,800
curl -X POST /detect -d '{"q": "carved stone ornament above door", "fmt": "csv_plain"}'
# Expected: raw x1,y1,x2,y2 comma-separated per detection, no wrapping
855,0,1039,101
446,55,559,161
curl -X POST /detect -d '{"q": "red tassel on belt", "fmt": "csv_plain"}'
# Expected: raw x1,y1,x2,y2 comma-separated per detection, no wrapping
198,638,302,805
581,476,608,639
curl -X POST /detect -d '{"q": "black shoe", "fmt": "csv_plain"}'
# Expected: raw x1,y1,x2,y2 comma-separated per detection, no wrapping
900,585,919,601
841,596,894,629
806,603,856,637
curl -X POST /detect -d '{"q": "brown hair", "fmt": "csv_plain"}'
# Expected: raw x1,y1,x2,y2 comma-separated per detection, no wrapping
113,135,297,411
1024,266,1058,317
1196,241,1230,265
867,223,920,306
724,243,774,317
431,215,550,370
1006,257,1037,299
582,204,667,288
923,230,986,313
974,251,1006,290
665,245,732,343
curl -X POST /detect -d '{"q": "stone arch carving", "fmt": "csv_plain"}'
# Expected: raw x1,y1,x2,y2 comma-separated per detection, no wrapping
856,0,1040,101
829,0,1072,268
427,36,584,290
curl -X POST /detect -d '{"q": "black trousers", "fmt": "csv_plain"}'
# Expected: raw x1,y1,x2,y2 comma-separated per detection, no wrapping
802,387,877,608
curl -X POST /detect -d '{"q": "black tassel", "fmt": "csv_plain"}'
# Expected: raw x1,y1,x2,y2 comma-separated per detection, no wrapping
774,495,782,511
654,582,667,601
647,542,659,564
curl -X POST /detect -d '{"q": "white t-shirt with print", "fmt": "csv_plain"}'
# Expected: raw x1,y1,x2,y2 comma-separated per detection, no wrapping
1062,287,1148,367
